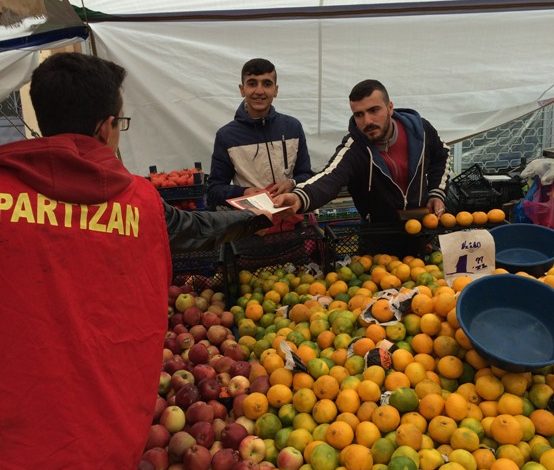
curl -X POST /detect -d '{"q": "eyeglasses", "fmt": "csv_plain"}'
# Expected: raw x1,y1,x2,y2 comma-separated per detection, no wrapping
113,116,131,131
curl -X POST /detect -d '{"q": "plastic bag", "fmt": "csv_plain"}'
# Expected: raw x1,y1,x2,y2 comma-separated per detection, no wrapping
522,179,554,228
520,158,554,185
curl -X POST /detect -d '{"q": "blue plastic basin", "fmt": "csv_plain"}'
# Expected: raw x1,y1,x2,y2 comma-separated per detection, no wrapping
489,223,554,276
457,274,554,372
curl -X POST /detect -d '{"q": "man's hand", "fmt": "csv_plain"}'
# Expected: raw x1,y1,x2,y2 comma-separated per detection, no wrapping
243,187,265,196
272,192,302,216
266,179,295,197
427,197,446,217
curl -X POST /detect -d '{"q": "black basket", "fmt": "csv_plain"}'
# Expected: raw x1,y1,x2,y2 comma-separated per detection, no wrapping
158,173,206,202
446,164,501,212
171,244,231,296
226,223,325,301
324,222,436,271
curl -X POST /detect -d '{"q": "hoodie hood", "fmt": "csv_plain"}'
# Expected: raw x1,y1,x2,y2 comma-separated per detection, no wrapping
234,101,277,127
0,134,133,205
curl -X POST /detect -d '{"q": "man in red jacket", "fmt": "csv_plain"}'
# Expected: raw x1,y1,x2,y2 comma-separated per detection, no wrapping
0,52,270,469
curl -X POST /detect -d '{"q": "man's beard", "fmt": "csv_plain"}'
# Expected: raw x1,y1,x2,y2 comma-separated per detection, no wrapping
363,115,392,143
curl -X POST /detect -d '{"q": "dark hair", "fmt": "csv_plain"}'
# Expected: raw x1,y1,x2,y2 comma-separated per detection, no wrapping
349,79,390,103
30,52,126,137
241,58,276,83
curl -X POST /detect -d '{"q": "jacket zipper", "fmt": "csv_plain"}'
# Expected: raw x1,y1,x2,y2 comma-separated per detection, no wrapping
266,141,276,183
281,134,288,170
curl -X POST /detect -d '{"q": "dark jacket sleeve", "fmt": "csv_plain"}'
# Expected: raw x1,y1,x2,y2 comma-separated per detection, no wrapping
206,131,246,208
292,125,314,184
293,135,355,212
423,119,451,201
163,200,272,252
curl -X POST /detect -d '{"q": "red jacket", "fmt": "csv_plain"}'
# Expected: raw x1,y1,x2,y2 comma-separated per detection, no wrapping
0,135,171,468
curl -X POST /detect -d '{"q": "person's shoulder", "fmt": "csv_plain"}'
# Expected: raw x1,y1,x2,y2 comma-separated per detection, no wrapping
274,110,304,129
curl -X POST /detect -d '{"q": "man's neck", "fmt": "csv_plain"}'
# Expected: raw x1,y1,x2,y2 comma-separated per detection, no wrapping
377,119,397,152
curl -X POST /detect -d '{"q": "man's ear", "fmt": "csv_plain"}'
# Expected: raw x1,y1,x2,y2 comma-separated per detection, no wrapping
239,83,245,97
95,116,115,144
274,84,279,98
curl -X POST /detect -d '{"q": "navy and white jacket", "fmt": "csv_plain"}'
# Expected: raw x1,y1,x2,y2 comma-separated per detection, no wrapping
293,108,450,223
207,102,313,207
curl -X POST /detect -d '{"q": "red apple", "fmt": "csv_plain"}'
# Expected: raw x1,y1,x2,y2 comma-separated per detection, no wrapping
232,393,248,418
216,372,231,387
212,448,240,470
162,348,174,363
188,343,209,365
152,395,167,423
168,431,196,463
159,371,172,396
171,369,195,391
235,416,255,435
220,422,249,450
200,288,215,301
169,313,184,329
183,445,211,470
189,324,207,342
220,339,238,354
207,345,220,359
248,375,270,394
224,343,247,361
220,311,234,328
172,323,187,335
168,285,183,301
207,325,228,346
229,361,252,379
145,424,170,450
202,311,221,329
197,377,221,401
209,353,224,368
164,336,180,355
180,283,193,294
176,332,194,351
214,356,236,374
140,447,169,470
186,401,214,424
189,421,215,448
208,399,228,420
259,462,276,470
160,405,186,433
164,355,185,375
232,461,260,470
239,436,266,463
195,296,209,311
228,376,250,397
174,383,199,410
276,447,303,470
192,364,216,384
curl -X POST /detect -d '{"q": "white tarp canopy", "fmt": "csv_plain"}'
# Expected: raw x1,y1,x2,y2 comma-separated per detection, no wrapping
0,0,88,102
20,1,554,174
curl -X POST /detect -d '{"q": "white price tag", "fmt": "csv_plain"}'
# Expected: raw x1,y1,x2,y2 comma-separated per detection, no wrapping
439,229,495,285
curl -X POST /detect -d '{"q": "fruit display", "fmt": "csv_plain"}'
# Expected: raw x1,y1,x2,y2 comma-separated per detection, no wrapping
148,165,206,209
140,250,554,470
149,167,203,189
404,209,507,235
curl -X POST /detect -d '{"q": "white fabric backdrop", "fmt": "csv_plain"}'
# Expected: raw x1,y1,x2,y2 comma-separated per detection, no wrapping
88,8,554,175
0,50,39,102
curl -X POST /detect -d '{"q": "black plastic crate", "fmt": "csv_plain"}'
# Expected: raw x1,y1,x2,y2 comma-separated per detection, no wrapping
446,164,501,212
171,244,229,294
226,223,325,300
157,173,206,202
324,222,436,271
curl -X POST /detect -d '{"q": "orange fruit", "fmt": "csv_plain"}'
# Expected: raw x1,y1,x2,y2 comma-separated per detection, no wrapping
336,389,360,414
384,371,411,391
456,211,473,226
415,378,442,398
422,213,439,229
380,274,402,290
411,333,434,354
245,302,264,321
456,383,480,404
490,414,524,445
354,420,381,447
267,384,293,408
490,458,519,470
392,348,415,372
440,213,457,228
405,361,427,386
292,372,314,391
475,374,504,400
312,398,338,424
428,415,457,443
450,427,480,451
270,367,293,387
262,352,285,374
366,323,386,343
363,365,386,387
405,218,422,234
465,349,489,370
437,355,464,379
336,412,360,432
371,404,401,433
444,392,469,421
497,393,524,415
472,211,488,225
340,444,373,470
472,448,496,468
418,393,445,419
395,422,423,450
414,353,437,371
451,275,472,292
292,387,318,413
325,421,354,449
329,365,349,385
289,303,312,323
317,330,336,350
371,298,394,322
243,392,269,420
479,400,499,418
352,337,375,357
454,328,473,350
487,208,506,224
357,379,382,402
313,375,340,401
433,292,457,317
328,280,348,297
530,409,554,437
411,294,435,316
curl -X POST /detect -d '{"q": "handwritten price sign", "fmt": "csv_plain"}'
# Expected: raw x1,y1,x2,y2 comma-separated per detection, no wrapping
439,229,495,285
